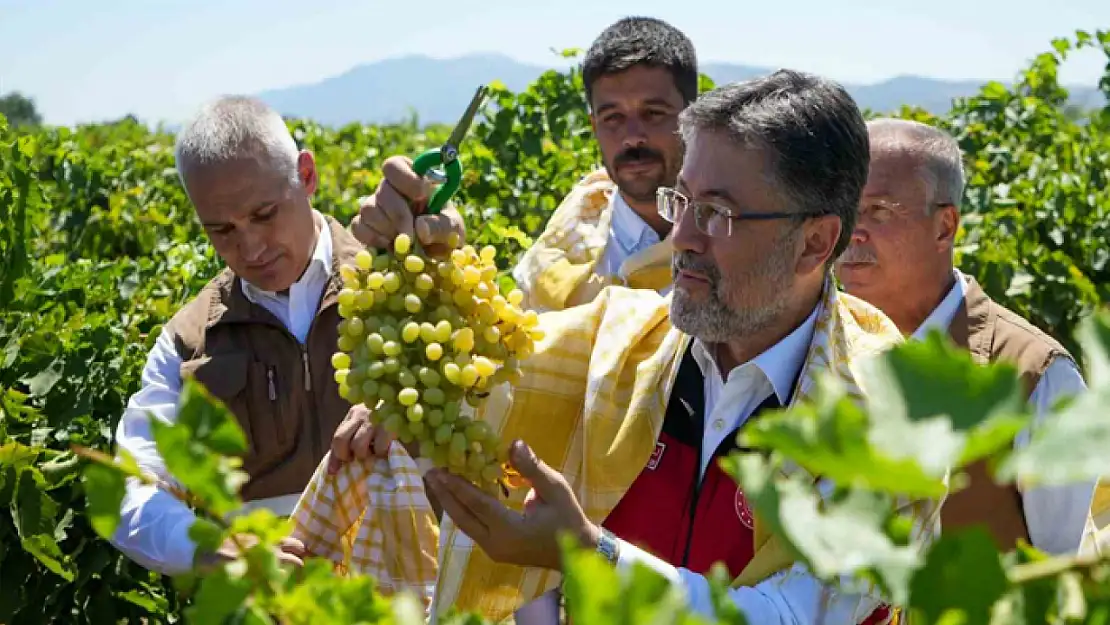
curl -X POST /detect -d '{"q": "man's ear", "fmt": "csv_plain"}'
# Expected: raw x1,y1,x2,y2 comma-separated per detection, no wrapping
298,150,318,195
797,214,841,275
934,204,960,251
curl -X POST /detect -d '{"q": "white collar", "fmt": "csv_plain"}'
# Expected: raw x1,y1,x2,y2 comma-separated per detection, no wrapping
911,269,967,341
241,210,333,302
610,190,661,254
691,299,821,405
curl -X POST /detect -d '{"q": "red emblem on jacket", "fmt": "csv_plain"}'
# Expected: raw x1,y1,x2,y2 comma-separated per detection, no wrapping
734,487,754,529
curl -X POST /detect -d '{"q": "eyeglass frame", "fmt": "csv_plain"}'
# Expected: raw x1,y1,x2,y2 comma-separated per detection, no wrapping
656,186,826,238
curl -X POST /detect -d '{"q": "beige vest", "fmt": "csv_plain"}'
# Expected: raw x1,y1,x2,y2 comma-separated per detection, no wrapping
163,215,362,502
941,274,1077,551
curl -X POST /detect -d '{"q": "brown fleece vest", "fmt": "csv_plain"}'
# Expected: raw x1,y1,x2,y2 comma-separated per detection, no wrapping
941,274,1078,551
162,214,362,502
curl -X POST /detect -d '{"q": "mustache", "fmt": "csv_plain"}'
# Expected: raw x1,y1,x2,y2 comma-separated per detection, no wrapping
837,246,877,264
614,146,664,167
673,252,720,283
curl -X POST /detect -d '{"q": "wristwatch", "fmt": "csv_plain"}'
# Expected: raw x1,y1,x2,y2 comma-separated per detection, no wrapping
596,527,620,565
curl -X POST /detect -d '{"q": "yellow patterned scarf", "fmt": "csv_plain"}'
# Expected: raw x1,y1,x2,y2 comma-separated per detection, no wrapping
511,168,673,312
431,279,931,623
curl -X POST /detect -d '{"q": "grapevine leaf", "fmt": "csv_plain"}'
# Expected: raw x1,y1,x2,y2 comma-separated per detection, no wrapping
723,453,922,606
907,527,1009,624
150,415,247,518
183,565,252,624
178,379,248,456
81,461,126,540
862,329,1029,473
21,534,75,582
114,590,166,613
187,518,225,553
19,361,63,397
739,374,948,499
997,312,1110,487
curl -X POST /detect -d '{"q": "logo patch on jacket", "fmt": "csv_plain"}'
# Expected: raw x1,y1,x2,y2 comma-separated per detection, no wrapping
734,487,755,529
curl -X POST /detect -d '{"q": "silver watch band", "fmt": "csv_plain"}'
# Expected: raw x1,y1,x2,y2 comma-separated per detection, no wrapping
596,527,619,565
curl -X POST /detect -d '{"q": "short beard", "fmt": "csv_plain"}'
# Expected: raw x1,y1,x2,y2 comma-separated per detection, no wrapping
670,231,797,343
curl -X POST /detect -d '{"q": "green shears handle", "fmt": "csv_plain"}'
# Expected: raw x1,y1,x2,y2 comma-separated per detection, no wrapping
412,148,462,216
411,85,488,216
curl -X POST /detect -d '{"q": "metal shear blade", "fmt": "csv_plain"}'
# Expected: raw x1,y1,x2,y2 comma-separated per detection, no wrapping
442,85,489,160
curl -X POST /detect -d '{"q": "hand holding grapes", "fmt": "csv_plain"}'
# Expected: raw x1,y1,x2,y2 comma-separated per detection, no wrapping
425,439,600,571
327,403,398,474
350,155,467,256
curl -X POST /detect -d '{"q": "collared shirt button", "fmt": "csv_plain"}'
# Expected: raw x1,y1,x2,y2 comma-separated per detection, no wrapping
712,419,724,431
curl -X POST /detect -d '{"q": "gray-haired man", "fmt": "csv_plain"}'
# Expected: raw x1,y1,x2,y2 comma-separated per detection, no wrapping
110,95,366,572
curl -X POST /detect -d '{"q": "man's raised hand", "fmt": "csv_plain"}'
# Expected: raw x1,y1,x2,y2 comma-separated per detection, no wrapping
350,155,466,256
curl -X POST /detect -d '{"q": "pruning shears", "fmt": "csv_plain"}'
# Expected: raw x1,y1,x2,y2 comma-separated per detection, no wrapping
412,85,489,215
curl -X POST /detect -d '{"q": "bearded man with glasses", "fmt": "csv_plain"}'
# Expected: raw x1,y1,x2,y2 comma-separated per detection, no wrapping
298,68,943,625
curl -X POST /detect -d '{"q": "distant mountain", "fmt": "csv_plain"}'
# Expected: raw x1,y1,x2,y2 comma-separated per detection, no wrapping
256,52,1103,127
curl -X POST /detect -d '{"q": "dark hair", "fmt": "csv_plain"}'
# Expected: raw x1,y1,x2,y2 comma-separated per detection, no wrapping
581,16,699,107
677,69,869,260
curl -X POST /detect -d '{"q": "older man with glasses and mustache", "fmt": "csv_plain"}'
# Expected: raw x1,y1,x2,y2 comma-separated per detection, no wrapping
306,69,942,624
835,118,1093,558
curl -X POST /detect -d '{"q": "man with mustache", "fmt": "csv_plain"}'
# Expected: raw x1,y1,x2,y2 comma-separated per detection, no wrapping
835,117,1092,557
506,16,691,314
301,69,938,624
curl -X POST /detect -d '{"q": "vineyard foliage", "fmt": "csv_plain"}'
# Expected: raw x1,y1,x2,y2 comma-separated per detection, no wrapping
1,29,1109,624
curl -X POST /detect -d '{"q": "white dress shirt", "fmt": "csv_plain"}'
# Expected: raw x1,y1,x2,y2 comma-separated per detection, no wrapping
109,211,333,575
912,269,1092,556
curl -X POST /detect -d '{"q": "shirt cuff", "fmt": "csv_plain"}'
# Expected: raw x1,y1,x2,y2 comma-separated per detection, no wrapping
613,537,683,585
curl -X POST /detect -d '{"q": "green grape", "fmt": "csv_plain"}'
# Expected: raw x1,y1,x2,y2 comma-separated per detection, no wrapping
419,439,436,459
467,451,486,473
382,412,405,435
423,387,446,406
338,288,356,308
397,369,417,389
398,387,419,406
365,333,385,354
466,420,493,446
402,322,420,343
426,409,444,427
434,424,453,445
367,361,386,379
418,367,441,388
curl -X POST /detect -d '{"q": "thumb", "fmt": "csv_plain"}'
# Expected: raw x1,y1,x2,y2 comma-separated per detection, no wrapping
415,214,454,246
508,440,573,506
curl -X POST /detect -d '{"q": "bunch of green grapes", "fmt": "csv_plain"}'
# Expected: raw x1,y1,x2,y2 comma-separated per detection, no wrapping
330,232,543,492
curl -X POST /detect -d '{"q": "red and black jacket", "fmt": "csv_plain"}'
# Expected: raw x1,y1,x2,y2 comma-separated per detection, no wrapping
599,342,894,624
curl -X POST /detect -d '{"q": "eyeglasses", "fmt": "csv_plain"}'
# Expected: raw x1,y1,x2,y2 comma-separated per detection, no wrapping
656,187,822,238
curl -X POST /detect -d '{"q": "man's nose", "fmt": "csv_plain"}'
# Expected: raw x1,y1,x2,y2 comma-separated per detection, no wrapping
850,223,869,244
671,202,707,255
239,225,268,262
621,116,648,148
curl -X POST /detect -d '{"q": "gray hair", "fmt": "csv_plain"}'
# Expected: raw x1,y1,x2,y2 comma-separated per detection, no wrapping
173,95,300,190
866,118,965,212
677,69,871,261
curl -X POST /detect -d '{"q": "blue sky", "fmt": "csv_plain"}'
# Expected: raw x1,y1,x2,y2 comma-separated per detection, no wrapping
2,0,1107,126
